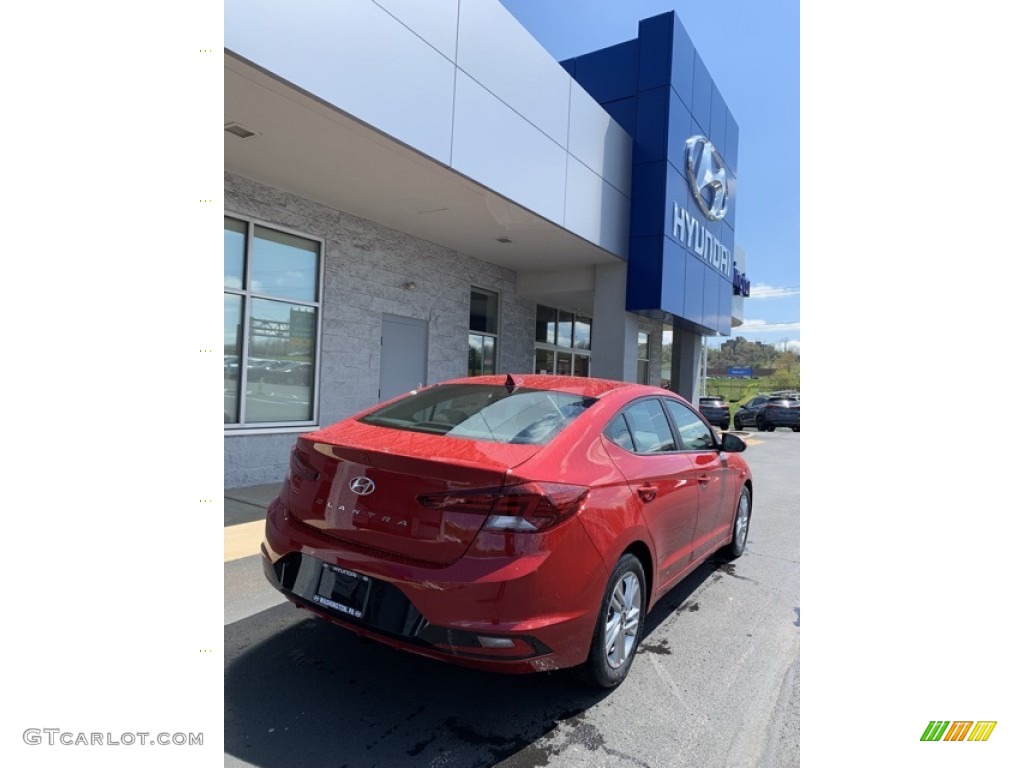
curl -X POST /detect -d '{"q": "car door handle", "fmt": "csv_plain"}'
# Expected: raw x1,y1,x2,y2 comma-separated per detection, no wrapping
638,484,657,503
697,475,711,486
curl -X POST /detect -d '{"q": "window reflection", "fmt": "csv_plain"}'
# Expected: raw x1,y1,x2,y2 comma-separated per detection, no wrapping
535,305,557,344
535,348,555,375
244,299,316,423
573,316,592,350
468,333,496,376
224,295,242,423
251,226,319,302
224,217,246,290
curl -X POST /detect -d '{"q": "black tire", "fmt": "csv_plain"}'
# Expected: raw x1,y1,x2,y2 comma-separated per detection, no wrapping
792,426,800,432
756,416,766,432
576,554,647,689
767,425,776,432
733,415,743,430
724,486,752,559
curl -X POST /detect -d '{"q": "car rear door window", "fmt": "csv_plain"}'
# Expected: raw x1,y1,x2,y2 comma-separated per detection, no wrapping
664,400,715,451
621,400,677,454
604,413,635,452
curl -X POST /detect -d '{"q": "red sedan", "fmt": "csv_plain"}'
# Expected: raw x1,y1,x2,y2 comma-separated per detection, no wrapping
262,374,752,688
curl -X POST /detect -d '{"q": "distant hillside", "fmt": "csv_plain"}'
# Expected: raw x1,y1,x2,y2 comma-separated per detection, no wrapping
708,337,799,389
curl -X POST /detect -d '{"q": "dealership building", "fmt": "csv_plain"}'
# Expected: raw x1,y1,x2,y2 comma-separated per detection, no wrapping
224,0,747,488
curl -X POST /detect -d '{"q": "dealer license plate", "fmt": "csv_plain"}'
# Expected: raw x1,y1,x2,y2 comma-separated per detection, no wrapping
312,563,371,620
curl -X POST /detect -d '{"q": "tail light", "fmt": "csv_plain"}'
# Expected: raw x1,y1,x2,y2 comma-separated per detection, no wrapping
417,482,588,532
288,445,320,481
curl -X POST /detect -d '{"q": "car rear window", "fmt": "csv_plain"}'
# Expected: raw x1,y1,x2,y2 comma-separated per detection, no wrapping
360,384,596,445
700,398,726,406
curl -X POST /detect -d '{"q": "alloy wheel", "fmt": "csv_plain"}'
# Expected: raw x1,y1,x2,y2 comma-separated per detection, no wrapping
604,572,642,669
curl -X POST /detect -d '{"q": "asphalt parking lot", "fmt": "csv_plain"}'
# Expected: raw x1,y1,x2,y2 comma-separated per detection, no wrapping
224,428,799,768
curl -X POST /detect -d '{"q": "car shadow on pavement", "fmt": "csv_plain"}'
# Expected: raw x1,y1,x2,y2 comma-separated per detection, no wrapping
225,605,612,768
224,556,736,768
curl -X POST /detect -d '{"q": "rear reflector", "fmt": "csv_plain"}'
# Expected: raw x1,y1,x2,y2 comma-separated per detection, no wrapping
478,637,515,649
417,482,588,532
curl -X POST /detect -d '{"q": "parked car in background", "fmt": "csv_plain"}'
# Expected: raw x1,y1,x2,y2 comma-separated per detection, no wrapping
698,396,731,430
248,359,313,386
263,374,753,688
733,395,800,432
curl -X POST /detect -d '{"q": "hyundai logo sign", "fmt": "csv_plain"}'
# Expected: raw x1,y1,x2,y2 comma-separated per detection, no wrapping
349,477,376,496
685,135,728,221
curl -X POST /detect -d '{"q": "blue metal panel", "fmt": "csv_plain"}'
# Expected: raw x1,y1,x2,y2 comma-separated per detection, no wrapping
634,86,670,165
561,57,576,77
626,236,666,311
710,84,727,153
661,237,688,317
717,273,733,335
637,12,673,91
725,170,738,230
629,162,669,238
665,91,693,177
721,221,735,255
602,96,637,136
669,16,696,110
702,265,721,332
572,40,638,104
691,52,713,136
665,155,687,218
683,254,705,326
724,110,740,174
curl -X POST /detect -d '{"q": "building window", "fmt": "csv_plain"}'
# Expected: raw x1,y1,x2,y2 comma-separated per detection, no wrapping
468,288,498,376
534,304,591,376
638,331,651,384
224,215,322,428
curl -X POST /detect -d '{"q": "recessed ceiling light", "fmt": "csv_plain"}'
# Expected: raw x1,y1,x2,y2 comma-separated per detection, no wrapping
224,122,257,139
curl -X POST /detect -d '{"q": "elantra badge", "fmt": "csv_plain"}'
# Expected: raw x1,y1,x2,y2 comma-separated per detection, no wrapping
349,477,376,496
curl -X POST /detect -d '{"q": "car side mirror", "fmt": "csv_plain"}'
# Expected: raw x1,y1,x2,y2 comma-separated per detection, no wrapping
719,433,747,453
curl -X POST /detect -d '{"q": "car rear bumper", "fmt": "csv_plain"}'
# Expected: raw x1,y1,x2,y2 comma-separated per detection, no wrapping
262,495,609,674
700,411,730,428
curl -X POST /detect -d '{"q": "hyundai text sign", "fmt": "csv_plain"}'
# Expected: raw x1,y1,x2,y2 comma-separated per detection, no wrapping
672,202,731,278
728,367,753,378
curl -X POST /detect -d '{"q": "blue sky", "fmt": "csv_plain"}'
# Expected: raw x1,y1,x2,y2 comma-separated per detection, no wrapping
499,0,800,353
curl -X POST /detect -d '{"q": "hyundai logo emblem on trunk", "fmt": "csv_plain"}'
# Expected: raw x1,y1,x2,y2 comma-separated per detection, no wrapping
349,477,375,495
685,135,728,221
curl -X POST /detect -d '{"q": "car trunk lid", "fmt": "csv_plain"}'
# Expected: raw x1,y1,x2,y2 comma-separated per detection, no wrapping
285,423,543,565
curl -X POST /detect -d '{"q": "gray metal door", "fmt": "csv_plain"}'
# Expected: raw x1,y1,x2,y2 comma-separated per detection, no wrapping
379,313,428,401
